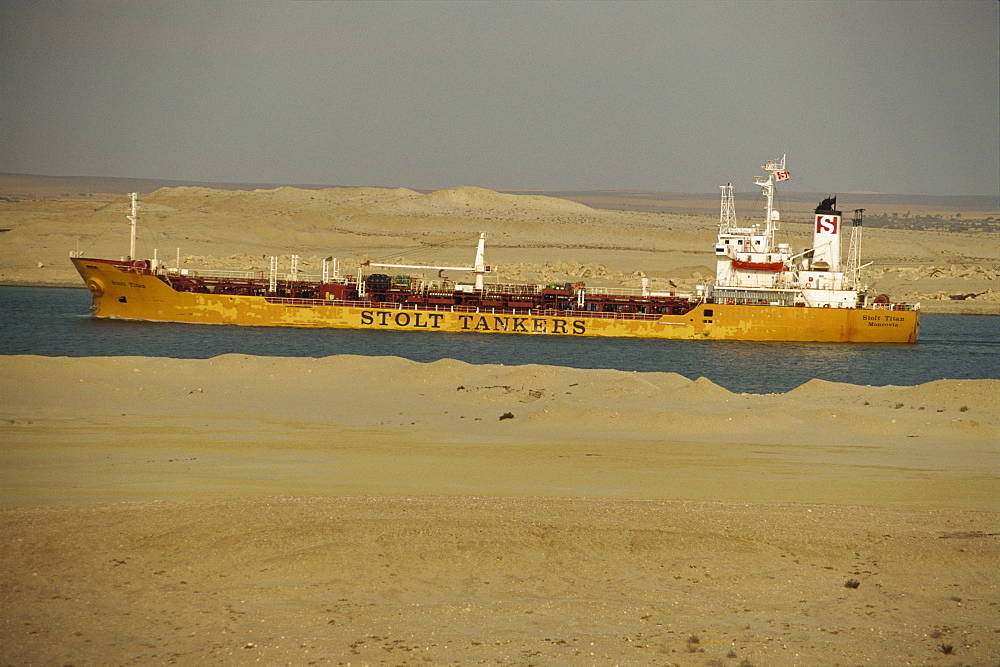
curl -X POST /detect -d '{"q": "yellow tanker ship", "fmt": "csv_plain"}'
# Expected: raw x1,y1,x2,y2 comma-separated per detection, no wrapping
70,157,920,343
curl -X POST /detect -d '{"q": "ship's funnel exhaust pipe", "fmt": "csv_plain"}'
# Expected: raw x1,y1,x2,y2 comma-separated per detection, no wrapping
812,196,842,272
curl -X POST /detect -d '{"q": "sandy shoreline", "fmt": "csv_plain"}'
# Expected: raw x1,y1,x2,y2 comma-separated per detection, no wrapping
2,354,998,665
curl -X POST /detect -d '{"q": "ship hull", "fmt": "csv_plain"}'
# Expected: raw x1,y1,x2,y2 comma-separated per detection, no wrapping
73,258,919,343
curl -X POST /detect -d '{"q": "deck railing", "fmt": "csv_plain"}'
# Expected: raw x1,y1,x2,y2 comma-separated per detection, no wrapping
870,302,921,311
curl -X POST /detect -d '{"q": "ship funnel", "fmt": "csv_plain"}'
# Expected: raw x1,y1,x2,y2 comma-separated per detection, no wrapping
816,195,838,213
812,196,842,272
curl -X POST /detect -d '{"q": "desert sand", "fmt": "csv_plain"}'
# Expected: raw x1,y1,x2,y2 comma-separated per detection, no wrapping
1,182,998,665
1,354,998,666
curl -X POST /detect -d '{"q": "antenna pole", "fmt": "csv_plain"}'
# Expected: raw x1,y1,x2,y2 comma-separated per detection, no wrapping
128,193,138,261
753,155,787,244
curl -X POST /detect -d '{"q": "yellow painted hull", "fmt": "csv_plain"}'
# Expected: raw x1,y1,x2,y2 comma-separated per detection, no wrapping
73,258,919,343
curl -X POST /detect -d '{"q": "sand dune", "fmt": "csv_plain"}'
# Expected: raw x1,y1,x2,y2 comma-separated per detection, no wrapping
4,354,997,456
1,184,997,312
1,354,998,665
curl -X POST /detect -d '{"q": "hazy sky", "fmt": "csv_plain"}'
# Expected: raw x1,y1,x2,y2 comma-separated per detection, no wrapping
1,0,997,195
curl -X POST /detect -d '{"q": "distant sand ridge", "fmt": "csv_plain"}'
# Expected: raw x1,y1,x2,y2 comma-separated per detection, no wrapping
1,183,997,313
3,354,997,508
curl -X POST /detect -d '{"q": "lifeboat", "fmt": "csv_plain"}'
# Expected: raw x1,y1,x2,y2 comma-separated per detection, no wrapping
730,257,785,272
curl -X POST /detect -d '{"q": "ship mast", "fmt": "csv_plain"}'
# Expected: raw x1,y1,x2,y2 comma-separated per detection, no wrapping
719,183,736,232
127,192,138,261
752,155,788,244
845,208,865,288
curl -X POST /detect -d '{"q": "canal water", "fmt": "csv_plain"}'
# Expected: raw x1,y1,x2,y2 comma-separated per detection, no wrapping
1,286,997,393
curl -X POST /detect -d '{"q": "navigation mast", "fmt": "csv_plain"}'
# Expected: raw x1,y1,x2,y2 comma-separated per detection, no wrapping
127,192,138,261
753,155,788,243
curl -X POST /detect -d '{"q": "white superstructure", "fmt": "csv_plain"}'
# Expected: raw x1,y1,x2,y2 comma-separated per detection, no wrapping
711,156,876,309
